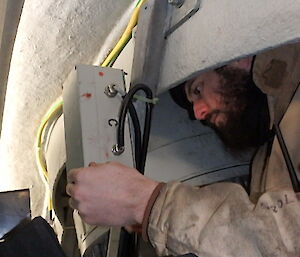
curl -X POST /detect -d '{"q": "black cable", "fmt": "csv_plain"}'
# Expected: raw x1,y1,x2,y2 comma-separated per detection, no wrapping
128,102,142,167
117,85,151,148
274,124,300,192
116,84,154,257
116,84,154,174
138,100,153,173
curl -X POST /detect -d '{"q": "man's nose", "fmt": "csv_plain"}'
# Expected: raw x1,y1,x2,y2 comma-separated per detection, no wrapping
193,99,210,120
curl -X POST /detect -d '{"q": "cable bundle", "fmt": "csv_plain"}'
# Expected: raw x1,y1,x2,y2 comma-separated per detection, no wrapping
116,84,154,174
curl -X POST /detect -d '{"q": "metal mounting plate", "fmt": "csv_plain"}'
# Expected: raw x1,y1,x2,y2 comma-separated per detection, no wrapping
63,65,133,170
63,65,133,256
165,0,201,37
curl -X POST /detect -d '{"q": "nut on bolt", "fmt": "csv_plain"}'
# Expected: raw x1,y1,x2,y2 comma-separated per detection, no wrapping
104,84,118,97
112,144,125,156
168,0,185,7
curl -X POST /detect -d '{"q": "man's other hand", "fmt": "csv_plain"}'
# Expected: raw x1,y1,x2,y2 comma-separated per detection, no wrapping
66,162,159,226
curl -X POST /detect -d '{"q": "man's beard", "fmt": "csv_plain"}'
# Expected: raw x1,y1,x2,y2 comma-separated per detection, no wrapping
204,65,272,152
170,65,272,152
201,101,270,152
202,111,253,152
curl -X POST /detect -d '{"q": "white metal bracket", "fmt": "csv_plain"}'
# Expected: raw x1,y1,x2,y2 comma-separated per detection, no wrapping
165,0,201,38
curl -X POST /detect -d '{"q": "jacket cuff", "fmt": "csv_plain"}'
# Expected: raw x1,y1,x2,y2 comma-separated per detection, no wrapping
141,182,166,242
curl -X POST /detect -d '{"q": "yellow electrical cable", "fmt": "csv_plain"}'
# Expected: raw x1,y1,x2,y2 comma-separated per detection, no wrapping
36,0,146,213
101,0,147,67
36,98,63,181
35,98,62,213
36,0,146,177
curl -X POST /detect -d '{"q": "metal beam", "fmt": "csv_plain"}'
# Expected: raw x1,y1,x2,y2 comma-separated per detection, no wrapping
130,0,168,94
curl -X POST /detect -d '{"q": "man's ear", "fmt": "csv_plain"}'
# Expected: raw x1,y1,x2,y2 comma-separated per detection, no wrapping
229,56,253,71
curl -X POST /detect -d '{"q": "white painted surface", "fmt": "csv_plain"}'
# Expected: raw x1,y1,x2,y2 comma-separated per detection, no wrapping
158,0,300,93
0,0,133,217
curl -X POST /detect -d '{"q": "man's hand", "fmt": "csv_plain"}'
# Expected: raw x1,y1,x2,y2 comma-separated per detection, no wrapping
66,162,159,226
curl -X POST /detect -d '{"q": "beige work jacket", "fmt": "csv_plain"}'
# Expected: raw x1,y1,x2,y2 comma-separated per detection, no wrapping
146,43,300,256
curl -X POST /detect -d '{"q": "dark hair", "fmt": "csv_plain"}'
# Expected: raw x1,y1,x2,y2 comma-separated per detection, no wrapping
211,66,272,151
215,66,255,111
169,82,195,120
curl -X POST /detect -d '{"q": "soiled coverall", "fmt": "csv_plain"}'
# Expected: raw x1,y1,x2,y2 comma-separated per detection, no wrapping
141,43,300,257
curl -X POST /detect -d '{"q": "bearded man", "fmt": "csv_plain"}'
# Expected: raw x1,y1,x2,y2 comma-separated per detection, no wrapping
66,43,300,257
170,56,270,152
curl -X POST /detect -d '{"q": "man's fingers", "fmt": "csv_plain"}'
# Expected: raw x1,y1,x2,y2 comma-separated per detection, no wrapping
66,183,82,210
89,161,110,167
67,168,82,183
68,162,105,183
89,162,97,167
66,183,75,196
68,197,79,210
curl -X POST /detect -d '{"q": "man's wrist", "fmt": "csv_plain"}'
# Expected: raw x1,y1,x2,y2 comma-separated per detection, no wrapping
141,182,166,241
134,179,160,224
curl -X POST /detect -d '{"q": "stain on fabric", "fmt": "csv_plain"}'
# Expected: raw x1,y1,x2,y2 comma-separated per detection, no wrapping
190,214,199,222
262,59,287,89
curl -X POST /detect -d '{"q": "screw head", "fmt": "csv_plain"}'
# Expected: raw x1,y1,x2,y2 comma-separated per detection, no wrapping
112,144,125,156
104,84,118,97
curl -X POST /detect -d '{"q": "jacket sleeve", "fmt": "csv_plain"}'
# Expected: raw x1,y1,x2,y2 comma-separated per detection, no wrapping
144,181,300,257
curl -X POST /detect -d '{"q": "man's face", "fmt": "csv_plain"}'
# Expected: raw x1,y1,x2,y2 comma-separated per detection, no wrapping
185,70,230,127
185,57,253,128
183,57,270,151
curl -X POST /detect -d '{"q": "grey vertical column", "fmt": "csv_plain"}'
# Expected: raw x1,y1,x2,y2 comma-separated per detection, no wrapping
130,0,169,95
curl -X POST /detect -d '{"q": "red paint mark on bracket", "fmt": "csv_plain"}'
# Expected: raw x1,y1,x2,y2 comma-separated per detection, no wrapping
98,72,104,77
81,93,92,99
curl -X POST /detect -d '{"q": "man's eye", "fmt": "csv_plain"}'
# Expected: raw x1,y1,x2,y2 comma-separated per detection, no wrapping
193,86,201,96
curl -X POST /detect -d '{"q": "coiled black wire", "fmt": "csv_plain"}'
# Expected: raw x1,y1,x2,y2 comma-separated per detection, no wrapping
117,83,154,174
